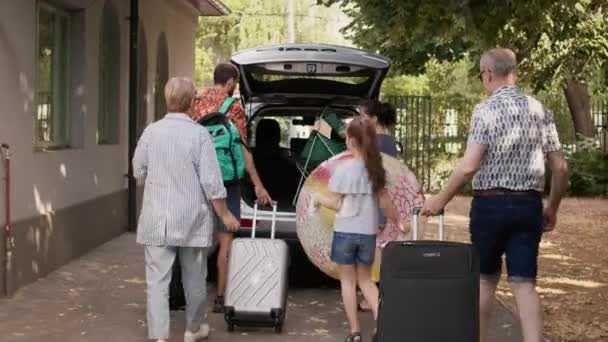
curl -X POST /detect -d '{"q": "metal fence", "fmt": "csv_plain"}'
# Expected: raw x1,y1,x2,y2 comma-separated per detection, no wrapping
386,96,433,191
550,97,608,151
387,94,608,192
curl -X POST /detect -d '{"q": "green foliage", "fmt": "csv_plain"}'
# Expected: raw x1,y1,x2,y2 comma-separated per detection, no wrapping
534,90,578,145
381,74,428,97
318,0,472,75
381,56,487,100
424,57,485,102
430,153,474,194
567,137,608,196
319,0,608,92
195,15,241,86
501,0,608,92
195,0,352,86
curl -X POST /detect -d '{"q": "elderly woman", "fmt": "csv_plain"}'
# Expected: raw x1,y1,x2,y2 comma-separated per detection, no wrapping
133,77,239,342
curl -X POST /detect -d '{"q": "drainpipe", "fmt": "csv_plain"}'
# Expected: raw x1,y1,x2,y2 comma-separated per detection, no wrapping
127,0,139,232
1,143,13,297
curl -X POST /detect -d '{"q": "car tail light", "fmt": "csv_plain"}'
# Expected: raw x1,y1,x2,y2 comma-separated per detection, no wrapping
240,219,254,228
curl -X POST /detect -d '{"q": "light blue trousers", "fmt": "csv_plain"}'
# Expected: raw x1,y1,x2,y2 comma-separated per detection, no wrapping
144,245,209,339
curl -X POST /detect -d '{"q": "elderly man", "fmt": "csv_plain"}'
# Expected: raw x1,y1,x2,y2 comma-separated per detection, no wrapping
133,77,239,342
422,48,569,342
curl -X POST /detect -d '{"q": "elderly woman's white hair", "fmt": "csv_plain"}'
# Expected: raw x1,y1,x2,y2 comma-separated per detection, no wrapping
165,77,197,113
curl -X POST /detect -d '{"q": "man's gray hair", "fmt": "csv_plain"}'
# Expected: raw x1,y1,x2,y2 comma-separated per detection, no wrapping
481,48,518,78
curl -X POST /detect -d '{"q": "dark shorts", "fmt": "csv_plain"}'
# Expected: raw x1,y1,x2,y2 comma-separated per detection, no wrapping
470,194,543,282
330,232,376,266
214,183,241,234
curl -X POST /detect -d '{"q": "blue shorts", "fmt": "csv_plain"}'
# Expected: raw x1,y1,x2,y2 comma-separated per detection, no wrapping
330,232,376,266
470,194,543,282
214,183,241,234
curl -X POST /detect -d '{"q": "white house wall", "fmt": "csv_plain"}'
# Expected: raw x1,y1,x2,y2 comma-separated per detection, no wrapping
0,0,201,296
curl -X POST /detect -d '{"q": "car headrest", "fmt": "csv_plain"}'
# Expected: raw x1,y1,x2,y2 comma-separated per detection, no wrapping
256,119,281,147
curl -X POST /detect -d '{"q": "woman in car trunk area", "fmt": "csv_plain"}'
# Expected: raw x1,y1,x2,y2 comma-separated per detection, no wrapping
358,100,400,312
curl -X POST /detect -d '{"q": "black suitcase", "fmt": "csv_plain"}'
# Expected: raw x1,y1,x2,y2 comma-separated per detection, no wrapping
376,208,480,342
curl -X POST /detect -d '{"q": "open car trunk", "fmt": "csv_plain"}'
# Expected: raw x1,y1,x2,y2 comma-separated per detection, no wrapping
233,44,390,212
231,44,390,106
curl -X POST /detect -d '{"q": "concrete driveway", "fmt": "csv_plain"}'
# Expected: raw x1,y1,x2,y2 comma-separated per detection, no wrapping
0,234,522,342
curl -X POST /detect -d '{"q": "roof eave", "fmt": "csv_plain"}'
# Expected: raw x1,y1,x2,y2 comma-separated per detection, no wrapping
187,0,231,16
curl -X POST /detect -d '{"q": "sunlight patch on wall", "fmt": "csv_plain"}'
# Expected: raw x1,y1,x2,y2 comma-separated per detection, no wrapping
59,164,67,178
33,186,53,215
19,72,33,112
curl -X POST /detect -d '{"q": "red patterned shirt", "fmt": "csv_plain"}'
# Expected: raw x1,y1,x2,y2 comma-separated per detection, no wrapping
193,87,248,141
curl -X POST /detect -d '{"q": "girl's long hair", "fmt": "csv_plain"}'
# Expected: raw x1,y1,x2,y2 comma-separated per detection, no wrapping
346,117,386,195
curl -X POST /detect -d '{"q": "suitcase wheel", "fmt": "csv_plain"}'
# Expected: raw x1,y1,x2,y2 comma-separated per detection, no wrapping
224,306,235,332
271,308,284,334
270,308,283,319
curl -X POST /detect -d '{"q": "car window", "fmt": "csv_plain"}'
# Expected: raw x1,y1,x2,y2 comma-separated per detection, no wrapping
250,116,313,149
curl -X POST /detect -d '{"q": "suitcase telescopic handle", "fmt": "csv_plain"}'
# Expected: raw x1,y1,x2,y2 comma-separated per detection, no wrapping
251,200,278,240
411,207,445,241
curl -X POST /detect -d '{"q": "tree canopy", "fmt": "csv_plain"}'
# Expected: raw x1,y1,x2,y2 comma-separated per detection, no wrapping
319,0,608,93
195,0,351,85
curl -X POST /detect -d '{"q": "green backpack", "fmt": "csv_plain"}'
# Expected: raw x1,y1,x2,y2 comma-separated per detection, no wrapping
198,97,246,184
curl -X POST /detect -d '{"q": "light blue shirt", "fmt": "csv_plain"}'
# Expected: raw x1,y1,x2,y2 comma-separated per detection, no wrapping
133,113,227,247
329,159,378,235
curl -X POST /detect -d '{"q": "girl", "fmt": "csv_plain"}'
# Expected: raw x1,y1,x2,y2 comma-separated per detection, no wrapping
311,117,401,342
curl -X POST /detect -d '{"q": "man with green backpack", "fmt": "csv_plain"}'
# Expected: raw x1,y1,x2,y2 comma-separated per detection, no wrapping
193,63,272,313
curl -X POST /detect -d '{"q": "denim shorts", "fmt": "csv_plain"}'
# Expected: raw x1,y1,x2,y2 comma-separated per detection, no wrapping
470,194,543,282
330,232,376,266
213,183,241,234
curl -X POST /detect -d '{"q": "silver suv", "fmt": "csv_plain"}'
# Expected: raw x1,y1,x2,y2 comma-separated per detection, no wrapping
217,44,390,284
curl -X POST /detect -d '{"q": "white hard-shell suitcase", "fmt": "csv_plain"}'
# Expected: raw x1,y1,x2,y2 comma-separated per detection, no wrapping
223,201,289,333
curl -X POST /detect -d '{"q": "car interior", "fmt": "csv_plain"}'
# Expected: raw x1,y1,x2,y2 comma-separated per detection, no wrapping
241,107,357,212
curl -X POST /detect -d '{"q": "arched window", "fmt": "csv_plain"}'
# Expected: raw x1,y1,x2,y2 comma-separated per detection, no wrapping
98,1,120,144
154,32,169,121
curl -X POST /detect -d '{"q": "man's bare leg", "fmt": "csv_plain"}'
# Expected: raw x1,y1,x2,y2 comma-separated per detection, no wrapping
510,280,543,342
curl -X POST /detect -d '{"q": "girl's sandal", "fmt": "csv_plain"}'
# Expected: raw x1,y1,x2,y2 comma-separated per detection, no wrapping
345,332,362,342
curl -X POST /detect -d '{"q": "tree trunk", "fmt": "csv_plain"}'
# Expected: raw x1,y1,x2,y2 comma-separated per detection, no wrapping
564,79,595,139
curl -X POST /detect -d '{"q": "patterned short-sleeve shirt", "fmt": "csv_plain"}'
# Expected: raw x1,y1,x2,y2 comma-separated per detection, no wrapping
468,85,562,192
193,87,248,141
